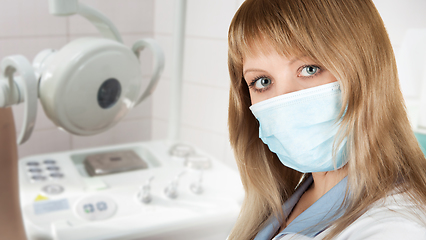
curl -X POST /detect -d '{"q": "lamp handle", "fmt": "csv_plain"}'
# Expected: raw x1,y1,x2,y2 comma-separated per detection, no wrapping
0,55,37,145
132,38,165,105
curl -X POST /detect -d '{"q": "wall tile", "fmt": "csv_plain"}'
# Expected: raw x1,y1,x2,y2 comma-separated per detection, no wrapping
151,118,169,140
186,0,236,39
155,0,238,38
181,83,229,135
69,0,154,36
152,78,171,120
183,38,229,89
0,0,67,38
0,37,67,62
154,0,175,34
17,128,71,158
373,0,426,48
154,22,231,89
71,118,151,150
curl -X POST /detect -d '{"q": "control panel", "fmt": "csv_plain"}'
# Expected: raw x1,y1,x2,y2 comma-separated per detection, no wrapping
18,141,243,240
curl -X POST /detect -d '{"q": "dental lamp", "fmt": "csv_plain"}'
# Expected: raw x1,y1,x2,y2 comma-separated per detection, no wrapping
0,0,165,145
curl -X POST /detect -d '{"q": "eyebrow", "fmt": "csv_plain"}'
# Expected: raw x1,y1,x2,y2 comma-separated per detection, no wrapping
243,68,267,76
243,56,302,76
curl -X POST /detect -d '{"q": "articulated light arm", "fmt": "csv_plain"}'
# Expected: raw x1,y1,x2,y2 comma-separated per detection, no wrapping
48,0,123,43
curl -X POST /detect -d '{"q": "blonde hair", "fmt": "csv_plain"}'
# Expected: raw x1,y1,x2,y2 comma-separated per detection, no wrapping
227,0,426,239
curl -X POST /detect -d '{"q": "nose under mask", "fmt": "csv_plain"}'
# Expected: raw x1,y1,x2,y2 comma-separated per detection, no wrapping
249,82,348,173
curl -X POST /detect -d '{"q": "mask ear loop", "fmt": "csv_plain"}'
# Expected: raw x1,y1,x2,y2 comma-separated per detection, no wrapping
332,111,349,170
333,84,350,171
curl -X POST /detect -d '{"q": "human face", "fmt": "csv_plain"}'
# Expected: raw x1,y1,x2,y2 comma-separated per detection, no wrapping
243,50,338,105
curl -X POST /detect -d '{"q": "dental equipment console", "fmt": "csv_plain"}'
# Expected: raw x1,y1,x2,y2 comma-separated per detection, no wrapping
0,0,243,239
18,141,242,240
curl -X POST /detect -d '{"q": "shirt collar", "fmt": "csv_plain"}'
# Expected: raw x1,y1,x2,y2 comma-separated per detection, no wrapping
254,175,348,240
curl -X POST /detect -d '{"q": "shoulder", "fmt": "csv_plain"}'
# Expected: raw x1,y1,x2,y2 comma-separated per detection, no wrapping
323,191,426,240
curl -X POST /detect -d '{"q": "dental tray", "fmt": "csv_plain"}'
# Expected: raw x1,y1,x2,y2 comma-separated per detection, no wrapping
84,150,148,176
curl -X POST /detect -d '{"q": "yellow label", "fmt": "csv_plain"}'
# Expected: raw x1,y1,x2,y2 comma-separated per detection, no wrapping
34,194,49,202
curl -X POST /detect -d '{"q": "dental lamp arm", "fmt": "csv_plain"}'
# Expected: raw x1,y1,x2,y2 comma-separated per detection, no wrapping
0,108,27,240
48,0,123,43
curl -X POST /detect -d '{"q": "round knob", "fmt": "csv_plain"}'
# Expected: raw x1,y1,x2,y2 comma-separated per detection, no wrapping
190,171,203,194
137,177,154,204
164,171,185,199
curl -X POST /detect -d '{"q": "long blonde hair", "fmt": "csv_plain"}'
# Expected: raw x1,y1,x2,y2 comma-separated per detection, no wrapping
227,0,426,239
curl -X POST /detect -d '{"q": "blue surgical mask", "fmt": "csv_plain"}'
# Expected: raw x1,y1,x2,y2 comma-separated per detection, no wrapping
249,82,347,173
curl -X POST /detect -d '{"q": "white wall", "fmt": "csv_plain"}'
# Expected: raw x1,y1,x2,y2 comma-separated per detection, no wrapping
151,0,242,170
373,0,426,54
1,0,425,171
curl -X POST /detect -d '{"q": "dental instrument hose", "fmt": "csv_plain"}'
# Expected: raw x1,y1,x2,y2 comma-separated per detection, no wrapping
0,108,26,240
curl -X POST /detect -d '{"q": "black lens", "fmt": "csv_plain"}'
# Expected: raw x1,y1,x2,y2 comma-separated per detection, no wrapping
97,78,121,109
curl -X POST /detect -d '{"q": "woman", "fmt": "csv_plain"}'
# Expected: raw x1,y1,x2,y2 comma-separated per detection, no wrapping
227,0,426,239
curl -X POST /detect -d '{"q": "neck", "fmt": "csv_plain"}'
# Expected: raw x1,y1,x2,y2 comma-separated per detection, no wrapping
310,166,348,200
282,165,349,229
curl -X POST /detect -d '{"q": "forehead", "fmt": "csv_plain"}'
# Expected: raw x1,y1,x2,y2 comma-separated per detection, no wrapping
241,39,303,66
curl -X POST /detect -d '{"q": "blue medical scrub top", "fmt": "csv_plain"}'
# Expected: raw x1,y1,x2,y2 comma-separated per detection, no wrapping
254,176,348,240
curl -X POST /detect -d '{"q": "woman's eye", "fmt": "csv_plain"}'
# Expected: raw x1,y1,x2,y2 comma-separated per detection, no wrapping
300,65,319,77
254,77,272,90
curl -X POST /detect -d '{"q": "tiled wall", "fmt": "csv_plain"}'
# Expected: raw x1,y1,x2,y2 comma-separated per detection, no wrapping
2,0,425,171
151,0,242,170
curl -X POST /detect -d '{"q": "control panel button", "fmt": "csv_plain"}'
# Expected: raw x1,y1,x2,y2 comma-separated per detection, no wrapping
96,201,107,211
31,175,46,182
75,196,117,221
47,166,60,171
43,159,56,165
42,184,64,195
50,173,64,179
28,168,43,173
27,161,40,167
83,204,95,213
